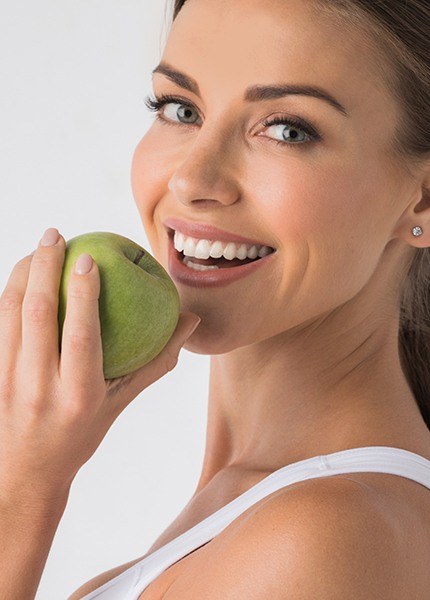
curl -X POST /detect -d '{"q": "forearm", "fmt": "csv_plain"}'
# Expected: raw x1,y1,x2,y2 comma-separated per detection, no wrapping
0,486,70,599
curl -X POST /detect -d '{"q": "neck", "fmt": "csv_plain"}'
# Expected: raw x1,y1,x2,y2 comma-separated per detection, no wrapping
195,308,427,492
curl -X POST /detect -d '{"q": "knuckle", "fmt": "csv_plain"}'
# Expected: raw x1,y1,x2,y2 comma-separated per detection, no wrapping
62,384,100,422
24,388,48,416
61,398,93,423
65,327,95,352
31,252,52,268
68,285,98,302
28,375,49,401
23,293,53,323
0,290,23,315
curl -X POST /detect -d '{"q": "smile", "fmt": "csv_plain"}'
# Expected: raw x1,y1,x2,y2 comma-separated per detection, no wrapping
167,229,277,288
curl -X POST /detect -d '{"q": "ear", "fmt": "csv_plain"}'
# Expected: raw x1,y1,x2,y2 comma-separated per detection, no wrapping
393,164,430,249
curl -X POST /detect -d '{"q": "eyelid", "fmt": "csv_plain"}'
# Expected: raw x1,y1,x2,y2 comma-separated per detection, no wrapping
145,93,323,144
148,92,316,126
158,93,204,119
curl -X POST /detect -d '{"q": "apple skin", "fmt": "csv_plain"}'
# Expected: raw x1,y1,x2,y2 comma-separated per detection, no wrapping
57,231,180,380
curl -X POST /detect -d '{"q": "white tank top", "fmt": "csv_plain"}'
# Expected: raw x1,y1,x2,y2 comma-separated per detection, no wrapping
79,446,430,599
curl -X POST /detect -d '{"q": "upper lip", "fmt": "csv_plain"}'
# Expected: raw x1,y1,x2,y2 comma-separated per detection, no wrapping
163,217,276,249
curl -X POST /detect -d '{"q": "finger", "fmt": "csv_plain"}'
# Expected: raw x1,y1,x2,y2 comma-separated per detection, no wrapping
59,253,105,401
21,228,65,382
0,253,34,374
102,312,201,419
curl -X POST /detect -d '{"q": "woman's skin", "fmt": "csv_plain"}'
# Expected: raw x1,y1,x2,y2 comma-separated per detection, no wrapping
131,0,430,490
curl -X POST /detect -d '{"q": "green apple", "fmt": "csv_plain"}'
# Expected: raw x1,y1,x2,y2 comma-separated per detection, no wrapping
57,231,180,380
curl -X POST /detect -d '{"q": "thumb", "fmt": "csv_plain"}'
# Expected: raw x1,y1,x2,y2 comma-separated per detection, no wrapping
175,312,202,344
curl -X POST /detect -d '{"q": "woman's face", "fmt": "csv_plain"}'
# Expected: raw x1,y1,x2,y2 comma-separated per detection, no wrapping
131,0,415,354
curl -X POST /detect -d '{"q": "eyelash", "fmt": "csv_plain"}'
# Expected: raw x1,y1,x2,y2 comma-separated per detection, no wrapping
143,93,323,148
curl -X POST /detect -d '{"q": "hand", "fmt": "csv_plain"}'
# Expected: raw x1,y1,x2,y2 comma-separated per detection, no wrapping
0,228,200,506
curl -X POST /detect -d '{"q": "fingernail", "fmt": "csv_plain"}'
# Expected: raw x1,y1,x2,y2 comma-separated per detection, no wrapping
40,227,60,247
75,253,93,275
185,317,201,339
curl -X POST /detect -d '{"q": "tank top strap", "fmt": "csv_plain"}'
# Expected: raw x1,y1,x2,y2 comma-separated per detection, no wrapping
81,446,430,599
123,445,430,598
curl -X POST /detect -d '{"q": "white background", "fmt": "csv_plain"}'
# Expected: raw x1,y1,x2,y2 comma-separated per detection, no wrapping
0,2,210,598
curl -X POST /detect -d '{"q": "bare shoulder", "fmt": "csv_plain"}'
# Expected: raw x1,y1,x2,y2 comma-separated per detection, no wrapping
67,553,147,600
166,476,422,599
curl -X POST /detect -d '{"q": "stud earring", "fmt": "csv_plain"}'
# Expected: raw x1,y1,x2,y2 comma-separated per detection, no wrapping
412,226,423,237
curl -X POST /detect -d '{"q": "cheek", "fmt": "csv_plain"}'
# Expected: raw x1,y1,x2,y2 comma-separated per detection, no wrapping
129,134,169,268
131,130,176,243
244,157,355,246
131,132,165,210
256,156,390,304
289,156,382,231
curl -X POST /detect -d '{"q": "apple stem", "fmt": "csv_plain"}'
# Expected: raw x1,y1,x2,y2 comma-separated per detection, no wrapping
133,250,145,264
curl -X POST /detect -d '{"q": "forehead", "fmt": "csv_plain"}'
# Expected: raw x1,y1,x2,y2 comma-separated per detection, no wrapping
161,0,394,119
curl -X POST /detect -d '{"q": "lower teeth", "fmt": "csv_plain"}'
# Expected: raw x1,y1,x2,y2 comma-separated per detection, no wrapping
183,256,220,271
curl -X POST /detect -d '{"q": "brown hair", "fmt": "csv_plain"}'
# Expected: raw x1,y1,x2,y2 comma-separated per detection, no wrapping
169,0,430,429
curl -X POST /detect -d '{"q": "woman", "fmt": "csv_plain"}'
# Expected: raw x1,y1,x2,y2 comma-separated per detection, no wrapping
1,0,430,598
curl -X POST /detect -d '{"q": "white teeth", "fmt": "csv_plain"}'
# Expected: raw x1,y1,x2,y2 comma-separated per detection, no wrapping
194,239,212,259
236,244,250,260
258,246,272,258
223,242,238,261
174,231,273,261
209,241,225,259
183,256,220,270
173,232,185,252
183,237,196,257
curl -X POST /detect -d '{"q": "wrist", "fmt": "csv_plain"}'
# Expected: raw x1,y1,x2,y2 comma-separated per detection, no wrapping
0,476,72,521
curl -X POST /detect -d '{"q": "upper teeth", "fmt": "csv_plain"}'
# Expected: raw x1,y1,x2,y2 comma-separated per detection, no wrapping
173,230,273,260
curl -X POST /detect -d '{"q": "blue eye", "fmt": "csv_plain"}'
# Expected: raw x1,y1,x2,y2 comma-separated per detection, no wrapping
144,93,323,147
261,116,321,145
144,94,200,125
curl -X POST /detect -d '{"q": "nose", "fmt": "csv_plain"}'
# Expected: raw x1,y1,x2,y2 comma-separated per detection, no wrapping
167,134,241,209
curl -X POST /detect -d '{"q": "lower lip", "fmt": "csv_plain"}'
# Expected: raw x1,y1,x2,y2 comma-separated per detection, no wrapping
167,233,277,288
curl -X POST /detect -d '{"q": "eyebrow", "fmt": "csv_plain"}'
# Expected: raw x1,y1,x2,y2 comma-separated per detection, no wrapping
152,61,349,117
